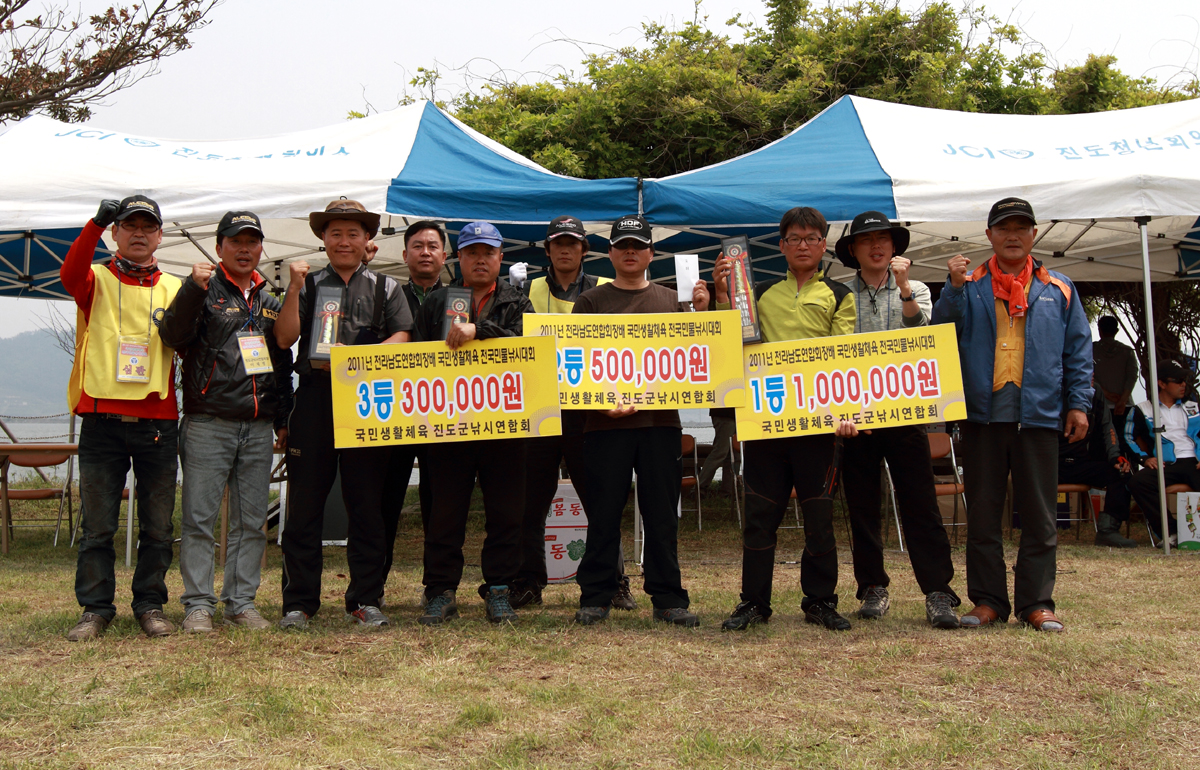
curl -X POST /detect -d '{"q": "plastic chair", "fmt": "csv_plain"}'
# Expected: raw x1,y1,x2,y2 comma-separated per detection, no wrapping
928,432,967,543
1,450,74,554
680,434,702,530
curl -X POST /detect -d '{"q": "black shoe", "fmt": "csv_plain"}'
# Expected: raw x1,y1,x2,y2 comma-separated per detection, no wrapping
857,585,890,619
1095,530,1138,548
721,601,769,631
611,575,637,611
653,607,700,627
925,591,961,629
574,605,610,626
484,586,519,624
509,582,543,609
418,590,458,626
804,601,851,631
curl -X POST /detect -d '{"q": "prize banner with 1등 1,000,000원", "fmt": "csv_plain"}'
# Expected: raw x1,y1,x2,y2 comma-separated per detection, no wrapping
736,324,966,440
524,310,746,410
330,336,561,448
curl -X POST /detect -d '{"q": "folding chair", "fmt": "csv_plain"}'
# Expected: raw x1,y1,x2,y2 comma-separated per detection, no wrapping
880,458,906,552
928,432,967,543
1,449,74,554
1139,483,1195,548
1055,484,1098,540
680,433,702,530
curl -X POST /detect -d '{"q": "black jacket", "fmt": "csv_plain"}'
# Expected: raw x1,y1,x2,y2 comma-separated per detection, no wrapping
160,269,293,429
414,279,533,342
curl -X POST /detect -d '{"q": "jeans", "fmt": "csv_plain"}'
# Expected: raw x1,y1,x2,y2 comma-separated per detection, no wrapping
75,415,179,621
178,414,274,616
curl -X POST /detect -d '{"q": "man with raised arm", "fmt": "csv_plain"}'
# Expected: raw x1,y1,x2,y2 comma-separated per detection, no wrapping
931,197,1092,632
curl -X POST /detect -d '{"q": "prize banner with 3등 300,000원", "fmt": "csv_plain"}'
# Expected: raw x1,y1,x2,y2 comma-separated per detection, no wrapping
736,324,966,440
330,336,561,448
524,310,746,410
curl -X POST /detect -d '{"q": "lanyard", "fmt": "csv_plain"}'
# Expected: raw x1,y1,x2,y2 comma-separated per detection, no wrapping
472,284,497,319
116,273,156,338
857,272,893,330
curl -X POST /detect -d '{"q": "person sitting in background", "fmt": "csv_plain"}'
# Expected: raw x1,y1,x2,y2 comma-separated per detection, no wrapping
696,408,740,498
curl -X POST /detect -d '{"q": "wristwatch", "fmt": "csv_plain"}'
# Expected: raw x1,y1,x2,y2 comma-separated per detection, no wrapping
899,291,914,302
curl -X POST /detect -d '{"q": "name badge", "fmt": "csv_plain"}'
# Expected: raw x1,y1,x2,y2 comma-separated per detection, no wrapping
237,332,274,375
116,336,152,383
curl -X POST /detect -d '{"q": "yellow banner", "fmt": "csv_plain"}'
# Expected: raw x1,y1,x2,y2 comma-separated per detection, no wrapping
736,324,966,440
523,310,746,410
330,336,561,448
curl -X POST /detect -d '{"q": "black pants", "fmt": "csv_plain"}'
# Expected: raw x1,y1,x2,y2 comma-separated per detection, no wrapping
842,425,957,602
422,438,527,599
520,433,587,587
740,434,839,613
282,382,391,616
1129,459,1200,536
381,444,432,589
1058,456,1131,522
960,422,1058,622
577,427,688,609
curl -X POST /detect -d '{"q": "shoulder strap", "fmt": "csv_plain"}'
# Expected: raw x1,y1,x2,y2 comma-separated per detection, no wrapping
371,273,387,333
303,272,316,345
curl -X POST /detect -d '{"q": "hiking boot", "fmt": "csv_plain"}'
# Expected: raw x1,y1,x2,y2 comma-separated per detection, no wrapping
925,592,961,629
857,585,890,619
67,612,109,642
653,607,700,627
419,590,459,626
137,609,175,638
721,601,769,631
484,586,519,624
224,607,271,630
611,575,638,611
1096,514,1137,548
182,608,214,634
348,605,390,627
574,605,610,626
804,601,851,631
509,582,543,609
278,610,309,630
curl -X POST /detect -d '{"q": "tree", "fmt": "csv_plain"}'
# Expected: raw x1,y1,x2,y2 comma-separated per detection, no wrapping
1,0,218,124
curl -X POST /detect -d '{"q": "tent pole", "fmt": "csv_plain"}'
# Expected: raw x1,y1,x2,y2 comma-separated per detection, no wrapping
1137,216,1170,554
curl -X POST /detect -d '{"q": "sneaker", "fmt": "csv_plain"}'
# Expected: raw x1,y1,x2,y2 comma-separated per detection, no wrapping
721,601,769,631
611,575,638,611
67,612,109,641
804,601,851,631
224,607,271,630
182,608,214,634
857,585,890,619
349,605,390,627
137,609,175,638
653,607,700,627
574,605,610,626
278,610,309,630
925,592,961,629
484,586,519,624
418,590,459,626
509,582,543,609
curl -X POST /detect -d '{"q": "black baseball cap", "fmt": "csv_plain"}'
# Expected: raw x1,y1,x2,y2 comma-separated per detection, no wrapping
987,197,1037,228
833,210,910,269
115,195,163,225
1157,359,1190,383
547,215,588,242
217,210,264,240
609,214,652,246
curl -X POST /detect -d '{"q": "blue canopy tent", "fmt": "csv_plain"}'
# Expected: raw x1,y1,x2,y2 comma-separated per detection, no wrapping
0,229,110,300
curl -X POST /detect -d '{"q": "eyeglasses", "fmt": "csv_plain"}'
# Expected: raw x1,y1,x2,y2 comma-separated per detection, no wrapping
118,221,161,234
611,239,651,251
782,235,825,248
1164,378,1185,385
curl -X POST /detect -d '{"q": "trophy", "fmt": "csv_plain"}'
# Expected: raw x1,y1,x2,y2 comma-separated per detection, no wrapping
441,287,472,339
722,235,761,343
309,285,346,361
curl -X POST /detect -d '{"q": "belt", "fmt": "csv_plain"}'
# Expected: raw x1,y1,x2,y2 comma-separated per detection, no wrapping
90,413,171,423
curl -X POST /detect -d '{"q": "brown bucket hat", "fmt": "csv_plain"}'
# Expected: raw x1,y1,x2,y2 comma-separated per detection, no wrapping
308,198,381,239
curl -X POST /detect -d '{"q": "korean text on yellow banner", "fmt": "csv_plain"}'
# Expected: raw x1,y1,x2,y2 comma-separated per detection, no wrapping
524,310,746,410
330,336,561,448
736,324,966,440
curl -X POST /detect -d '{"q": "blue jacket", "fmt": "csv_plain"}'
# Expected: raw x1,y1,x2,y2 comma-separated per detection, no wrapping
1125,398,1200,463
931,259,1093,429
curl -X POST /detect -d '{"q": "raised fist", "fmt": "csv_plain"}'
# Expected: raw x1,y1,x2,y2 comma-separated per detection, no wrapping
94,199,121,228
191,262,215,290
364,240,378,264
289,260,310,288
947,254,971,288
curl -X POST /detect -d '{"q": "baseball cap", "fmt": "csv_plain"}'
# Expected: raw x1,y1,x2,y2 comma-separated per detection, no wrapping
609,214,652,246
115,195,163,225
987,197,1037,228
833,210,910,269
457,221,503,249
1157,359,1190,383
217,211,264,240
547,215,588,242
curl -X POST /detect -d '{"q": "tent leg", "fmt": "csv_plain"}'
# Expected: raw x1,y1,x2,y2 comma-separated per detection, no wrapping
1137,217,1171,555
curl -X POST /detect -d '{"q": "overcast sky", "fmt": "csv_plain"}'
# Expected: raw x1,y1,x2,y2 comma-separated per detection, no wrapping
3,0,1198,335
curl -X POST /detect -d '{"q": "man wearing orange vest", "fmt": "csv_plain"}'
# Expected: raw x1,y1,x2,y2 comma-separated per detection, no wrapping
60,197,183,641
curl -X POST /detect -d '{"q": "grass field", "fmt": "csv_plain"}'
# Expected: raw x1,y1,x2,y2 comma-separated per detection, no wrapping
1,482,1199,769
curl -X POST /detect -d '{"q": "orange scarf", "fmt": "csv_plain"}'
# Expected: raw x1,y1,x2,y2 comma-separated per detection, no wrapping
988,255,1033,317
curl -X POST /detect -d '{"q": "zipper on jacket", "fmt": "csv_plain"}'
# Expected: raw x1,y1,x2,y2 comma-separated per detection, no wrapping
201,360,217,395
251,372,259,418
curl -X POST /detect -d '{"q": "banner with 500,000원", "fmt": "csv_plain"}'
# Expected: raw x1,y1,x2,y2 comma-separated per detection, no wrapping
330,336,561,448
524,309,746,410
736,324,966,441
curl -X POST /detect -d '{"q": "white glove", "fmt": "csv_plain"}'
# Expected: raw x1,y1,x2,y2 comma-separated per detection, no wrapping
508,261,528,289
